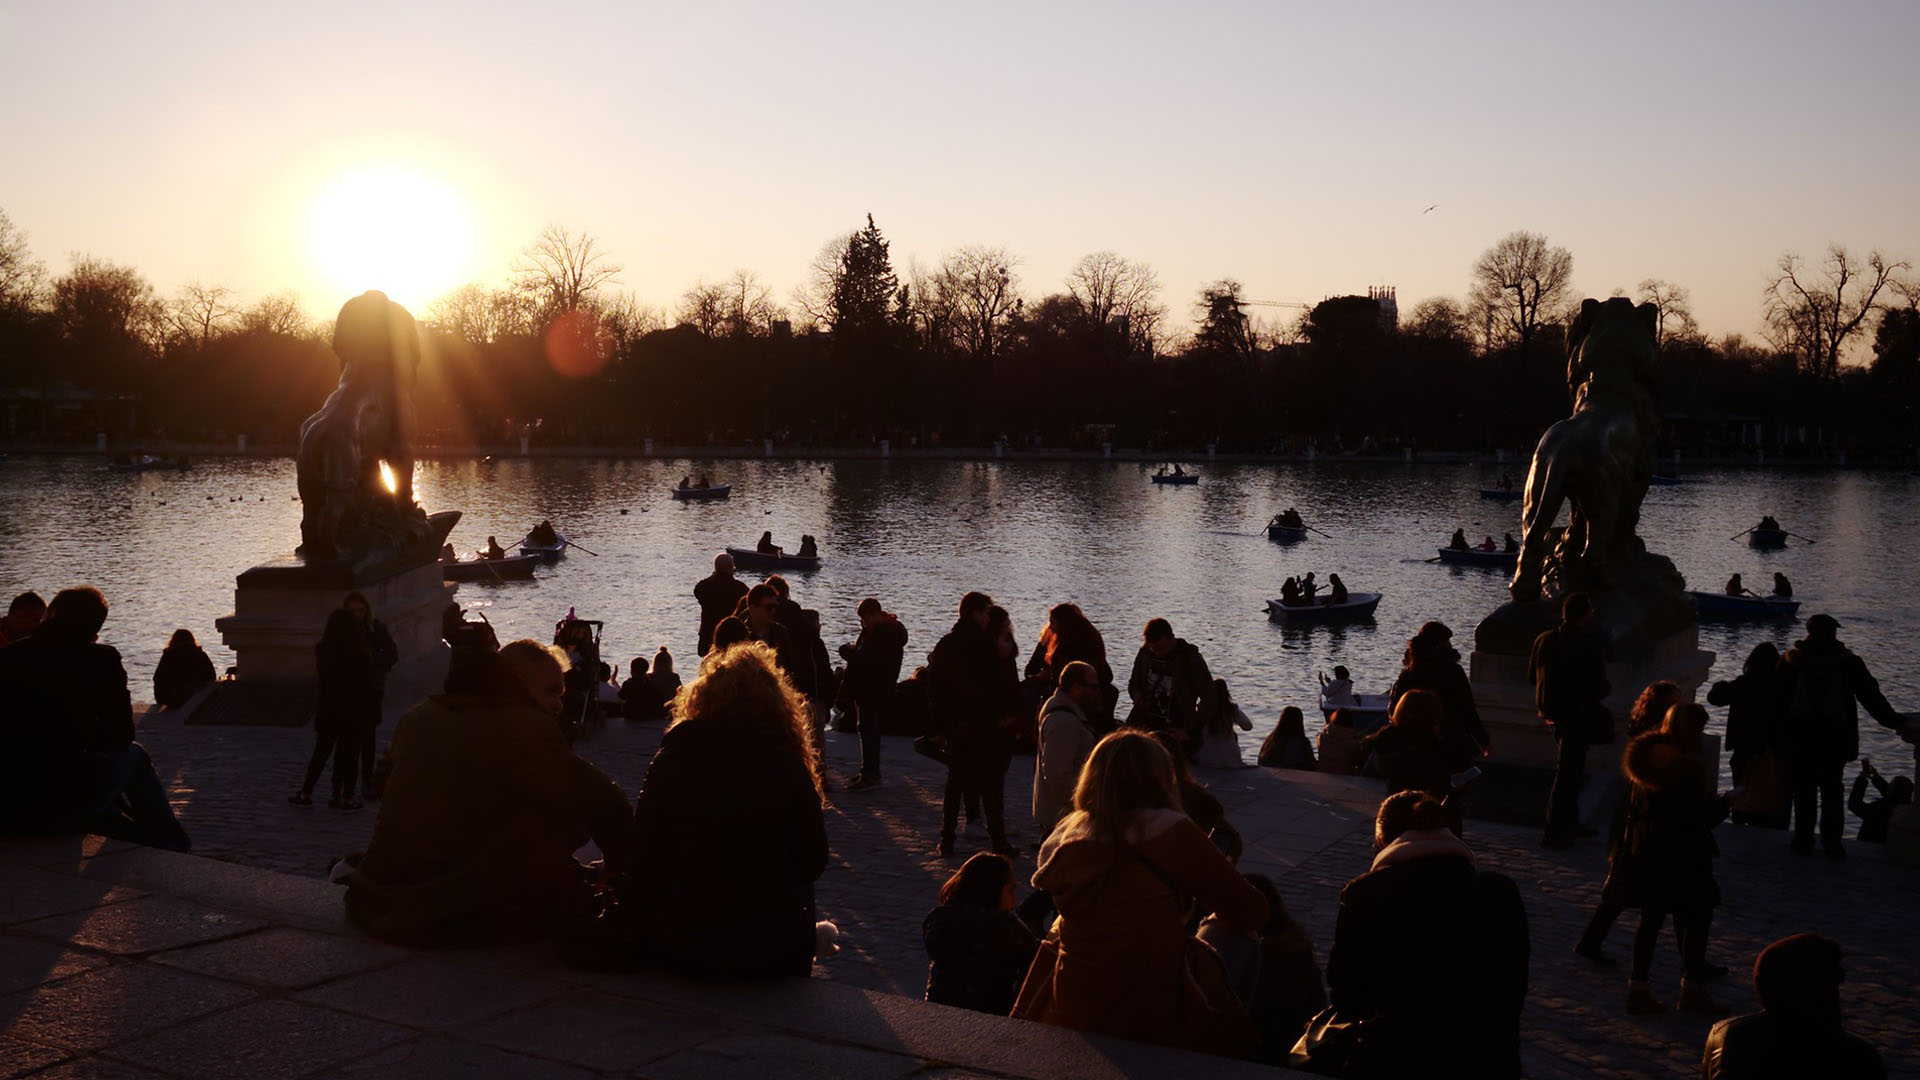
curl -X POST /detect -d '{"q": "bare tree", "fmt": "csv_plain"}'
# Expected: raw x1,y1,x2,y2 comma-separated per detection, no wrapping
1763,245,1909,379
594,291,665,351
1065,251,1165,355
52,254,163,347
514,225,622,321
0,208,46,314
428,283,538,344
793,232,854,330
167,282,239,348
1468,231,1574,351
1634,279,1698,347
1403,296,1474,346
239,291,312,338
933,246,1022,363
677,270,781,338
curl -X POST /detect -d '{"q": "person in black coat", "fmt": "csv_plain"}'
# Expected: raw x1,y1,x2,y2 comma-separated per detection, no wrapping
1529,593,1612,848
840,597,908,790
1709,642,1785,828
293,607,380,809
1386,621,1490,769
693,553,748,656
1774,615,1915,858
927,592,1018,858
619,642,829,980
0,586,190,851
923,853,1039,1015
152,628,216,709
344,591,398,795
1702,933,1886,1080
1325,791,1528,1080
1612,704,1731,1017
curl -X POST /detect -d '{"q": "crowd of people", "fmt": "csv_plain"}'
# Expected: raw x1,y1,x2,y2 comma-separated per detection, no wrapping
0,567,1908,1076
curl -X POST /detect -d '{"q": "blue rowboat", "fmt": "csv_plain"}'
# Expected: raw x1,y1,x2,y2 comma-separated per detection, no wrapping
1437,547,1518,569
1690,591,1799,619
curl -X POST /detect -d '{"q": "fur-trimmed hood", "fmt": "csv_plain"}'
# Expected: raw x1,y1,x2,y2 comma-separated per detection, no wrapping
1622,730,1706,794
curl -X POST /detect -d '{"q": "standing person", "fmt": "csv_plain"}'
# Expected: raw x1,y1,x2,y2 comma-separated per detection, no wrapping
1702,934,1886,1080
344,591,398,797
923,852,1040,1015
1617,703,1731,1017
1033,661,1100,839
1530,593,1612,849
764,575,820,707
693,553,747,656
346,641,632,947
1014,731,1269,1056
1256,707,1317,770
1025,604,1115,729
1387,621,1491,768
1576,680,1689,967
1324,791,1529,1079
840,597,908,791
617,641,830,979
292,608,378,810
0,590,45,648
1709,643,1785,827
1124,618,1217,747
152,628,216,709
1365,689,1454,801
741,584,801,684
927,591,1018,858
0,586,190,851
1775,614,1916,859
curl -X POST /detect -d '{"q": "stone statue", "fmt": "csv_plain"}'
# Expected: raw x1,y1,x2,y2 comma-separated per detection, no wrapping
1509,298,1664,603
296,291,450,570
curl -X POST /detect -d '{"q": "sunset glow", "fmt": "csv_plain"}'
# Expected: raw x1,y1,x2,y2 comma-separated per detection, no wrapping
303,163,478,314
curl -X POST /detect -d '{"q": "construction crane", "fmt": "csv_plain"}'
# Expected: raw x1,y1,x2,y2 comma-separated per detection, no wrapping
1244,299,1312,310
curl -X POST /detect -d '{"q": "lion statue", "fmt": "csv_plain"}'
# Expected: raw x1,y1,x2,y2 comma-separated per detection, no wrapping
296,291,444,568
1508,297,1663,603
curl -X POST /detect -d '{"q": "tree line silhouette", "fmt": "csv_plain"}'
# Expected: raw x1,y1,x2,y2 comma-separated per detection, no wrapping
1,208,1915,457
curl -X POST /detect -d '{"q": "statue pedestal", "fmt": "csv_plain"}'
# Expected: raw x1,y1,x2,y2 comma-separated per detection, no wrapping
1468,617,1718,826
213,558,457,722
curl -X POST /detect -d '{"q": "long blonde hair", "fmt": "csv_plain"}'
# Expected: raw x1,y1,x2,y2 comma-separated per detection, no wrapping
1069,729,1182,841
673,641,822,800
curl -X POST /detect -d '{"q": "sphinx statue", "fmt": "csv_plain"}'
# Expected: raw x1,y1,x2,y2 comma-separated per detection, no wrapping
296,291,453,571
1508,297,1676,604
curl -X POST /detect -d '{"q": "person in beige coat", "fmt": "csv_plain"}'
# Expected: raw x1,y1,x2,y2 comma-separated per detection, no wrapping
1033,661,1100,839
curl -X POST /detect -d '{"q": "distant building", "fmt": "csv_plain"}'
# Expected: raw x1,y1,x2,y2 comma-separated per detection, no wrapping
1368,286,1398,333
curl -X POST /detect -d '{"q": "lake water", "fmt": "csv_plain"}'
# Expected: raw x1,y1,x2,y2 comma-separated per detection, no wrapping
4,455,1917,778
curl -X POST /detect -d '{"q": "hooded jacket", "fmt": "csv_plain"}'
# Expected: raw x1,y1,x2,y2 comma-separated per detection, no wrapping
1607,730,1726,912
927,620,1017,755
1032,690,1096,834
1015,807,1266,1055
923,902,1040,1015
1775,636,1904,764
843,613,908,702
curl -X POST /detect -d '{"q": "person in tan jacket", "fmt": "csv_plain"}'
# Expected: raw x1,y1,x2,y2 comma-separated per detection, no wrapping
1032,661,1100,839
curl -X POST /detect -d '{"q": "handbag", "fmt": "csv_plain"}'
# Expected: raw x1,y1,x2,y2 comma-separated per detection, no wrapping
1288,1005,1369,1076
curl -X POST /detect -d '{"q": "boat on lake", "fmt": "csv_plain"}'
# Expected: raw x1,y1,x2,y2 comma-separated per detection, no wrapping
726,545,822,572
1265,591,1382,622
1691,591,1799,620
442,553,541,582
521,534,569,560
1437,546,1518,568
1152,470,1199,485
671,484,731,501
1479,487,1522,502
1320,692,1392,732
1267,523,1309,542
1748,527,1788,549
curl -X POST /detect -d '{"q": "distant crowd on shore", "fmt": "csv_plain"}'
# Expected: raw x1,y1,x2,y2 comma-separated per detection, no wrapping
0,569,1908,1077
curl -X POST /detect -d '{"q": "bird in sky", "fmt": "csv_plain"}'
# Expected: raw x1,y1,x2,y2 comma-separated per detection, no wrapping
1423,204,1439,214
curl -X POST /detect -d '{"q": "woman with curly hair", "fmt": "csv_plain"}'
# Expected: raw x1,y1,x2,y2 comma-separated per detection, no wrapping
1027,603,1116,729
620,641,830,979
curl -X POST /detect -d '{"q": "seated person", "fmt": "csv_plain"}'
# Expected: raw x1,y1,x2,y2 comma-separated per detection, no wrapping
1504,532,1520,553
0,587,189,851
1725,573,1744,596
757,530,781,555
1242,873,1327,1066
1284,508,1304,528
529,520,559,547
1848,760,1912,844
1702,934,1884,1079
1299,573,1319,602
1478,535,1497,552
923,852,1041,1015
439,543,457,562
1758,515,1779,532
697,475,711,488
648,647,682,708
1772,573,1792,599
1328,573,1349,605
1281,577,1301,606
484,536,507,560
1,590,46,647
595,662,621,706
1449,528,1470,551
1319,666,1357,707
345,640,632,947
1258,707,1318,770
619,656,663,721
153,628,216,709
797,534,818,558
679,475,691,489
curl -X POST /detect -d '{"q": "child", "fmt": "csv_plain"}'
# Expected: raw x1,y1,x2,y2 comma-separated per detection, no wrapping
1850,759,1914,843
923,853,1040,1015
1318,666,1357,707
1192,678,1254,768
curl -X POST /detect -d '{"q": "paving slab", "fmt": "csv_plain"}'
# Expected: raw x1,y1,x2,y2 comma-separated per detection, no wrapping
16,1059,171,1080
0,963,253,1051
640,1031,923,1080
14,894,268,956
325,1035,601,1080
0,866,145,927
452,992,729,1072
108,999,411,1080
0,933,110,996
296,954,569,1030
0,1034,70,1079
151,926,407,989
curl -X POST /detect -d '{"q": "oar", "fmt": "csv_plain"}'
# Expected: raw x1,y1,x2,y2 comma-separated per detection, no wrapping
566,537,600,556
1306,525,1333,538
1786,531,1818,545
1728,527,1755,542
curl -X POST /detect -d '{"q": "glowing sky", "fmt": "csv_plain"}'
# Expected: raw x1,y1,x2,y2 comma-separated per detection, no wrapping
2,0,1915,338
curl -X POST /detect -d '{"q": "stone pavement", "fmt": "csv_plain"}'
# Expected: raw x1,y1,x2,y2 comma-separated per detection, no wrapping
60,705,1920,1078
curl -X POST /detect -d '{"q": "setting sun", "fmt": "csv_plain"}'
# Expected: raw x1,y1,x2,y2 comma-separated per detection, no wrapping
303,163,477,314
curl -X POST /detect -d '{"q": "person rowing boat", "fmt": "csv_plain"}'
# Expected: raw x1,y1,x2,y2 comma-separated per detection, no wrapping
484,535,507,560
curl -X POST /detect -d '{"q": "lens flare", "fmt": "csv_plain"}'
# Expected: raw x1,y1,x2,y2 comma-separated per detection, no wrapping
379,461,398,495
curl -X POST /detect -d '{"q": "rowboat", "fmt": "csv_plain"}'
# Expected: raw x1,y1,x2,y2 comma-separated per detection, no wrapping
521,534,569,560
1437,546,1517,568
1690,591,1799,619
1478,488,1522,502
726,546,822,572
671,484,731,501
1267,523,1309,542
1747,528,1788,549
1151,472,1199,485
1265,592,1382,622
441,553,541,582
1320,692,1392,733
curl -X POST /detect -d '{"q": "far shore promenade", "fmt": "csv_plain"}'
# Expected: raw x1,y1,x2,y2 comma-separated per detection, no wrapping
55,700,1917,1080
